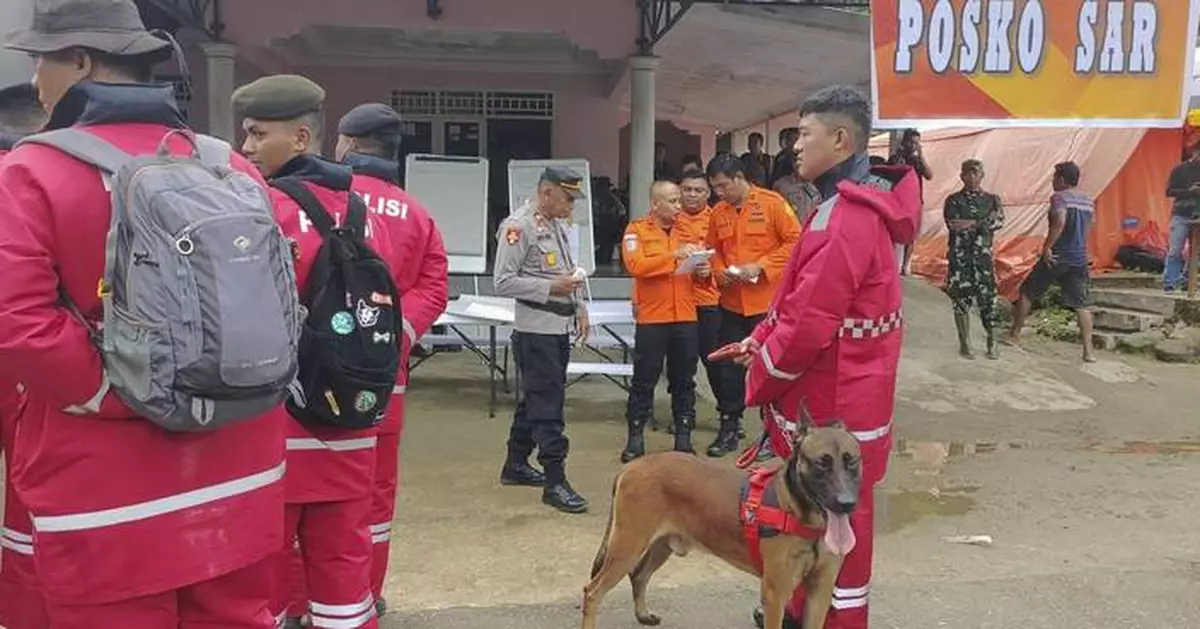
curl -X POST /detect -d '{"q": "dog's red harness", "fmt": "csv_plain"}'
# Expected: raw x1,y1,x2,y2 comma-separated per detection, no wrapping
741,466,824,574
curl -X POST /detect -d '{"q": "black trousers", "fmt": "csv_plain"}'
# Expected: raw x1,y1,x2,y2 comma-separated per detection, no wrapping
508,331,570,485
625,322,699,428
716,309,766,418
696,306,724,414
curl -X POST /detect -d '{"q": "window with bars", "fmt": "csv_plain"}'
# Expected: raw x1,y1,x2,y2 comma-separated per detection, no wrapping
390,89,554,119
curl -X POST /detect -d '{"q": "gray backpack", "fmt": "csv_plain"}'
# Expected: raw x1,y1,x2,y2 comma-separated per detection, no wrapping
18,128,303,431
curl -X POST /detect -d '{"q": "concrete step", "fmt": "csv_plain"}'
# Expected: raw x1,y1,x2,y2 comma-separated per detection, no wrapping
1091,306,1165,333
1092,271,1161,290
1090,288,1178,317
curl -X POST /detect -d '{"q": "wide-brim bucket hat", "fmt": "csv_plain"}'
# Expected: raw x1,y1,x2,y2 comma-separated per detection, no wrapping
5,0,171,56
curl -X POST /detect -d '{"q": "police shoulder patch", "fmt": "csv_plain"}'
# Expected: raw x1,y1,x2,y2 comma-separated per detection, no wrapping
505,226,522,245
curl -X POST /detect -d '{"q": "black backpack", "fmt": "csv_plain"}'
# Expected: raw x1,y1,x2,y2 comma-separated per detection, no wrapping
271,177,401,430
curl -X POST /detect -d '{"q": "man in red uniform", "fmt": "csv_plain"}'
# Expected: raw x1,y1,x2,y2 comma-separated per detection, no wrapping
335,103,450,614
0,82,50,629
0,3,286,627
737,85,920,629
234,76,390,629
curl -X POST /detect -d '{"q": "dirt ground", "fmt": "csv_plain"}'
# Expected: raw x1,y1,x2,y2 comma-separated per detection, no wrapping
3,278,1199,629
383,278,1200,628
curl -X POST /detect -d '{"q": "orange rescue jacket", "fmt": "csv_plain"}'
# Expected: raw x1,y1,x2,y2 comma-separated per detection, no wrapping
623,216,702,324
675,206,720,307
707,186,801,316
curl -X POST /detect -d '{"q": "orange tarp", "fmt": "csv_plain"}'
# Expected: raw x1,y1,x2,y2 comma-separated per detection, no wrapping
869,128,1180,300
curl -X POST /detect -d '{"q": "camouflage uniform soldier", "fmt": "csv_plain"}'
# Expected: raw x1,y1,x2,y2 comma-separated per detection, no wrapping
944,159,1004,359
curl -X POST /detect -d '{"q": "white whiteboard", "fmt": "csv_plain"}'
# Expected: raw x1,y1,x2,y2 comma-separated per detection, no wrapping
507,159,596,275
405,153,490,274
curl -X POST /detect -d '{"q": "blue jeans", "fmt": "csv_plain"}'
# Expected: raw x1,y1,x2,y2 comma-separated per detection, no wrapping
1164,214,1192,289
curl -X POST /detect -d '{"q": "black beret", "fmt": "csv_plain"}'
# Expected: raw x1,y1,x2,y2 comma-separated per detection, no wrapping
0,83,38,108
231,74,325,121
338,103,401,138
540,166,586,200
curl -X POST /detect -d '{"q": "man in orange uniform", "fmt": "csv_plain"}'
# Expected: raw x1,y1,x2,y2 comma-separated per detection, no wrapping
704,153,800,458
673,168,723,429
620,181,712,460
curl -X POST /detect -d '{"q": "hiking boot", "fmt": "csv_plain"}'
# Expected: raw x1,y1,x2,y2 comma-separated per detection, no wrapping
673,416,696,454
706,415,741,458
499,460,546,487
954,312,975,359
620,422,647,463
752,605,801,629
543,481,589,513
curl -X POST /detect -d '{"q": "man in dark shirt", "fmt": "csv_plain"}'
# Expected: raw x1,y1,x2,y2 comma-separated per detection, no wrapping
768,126,799,187
1007,162,1097,362
889,129,933,274
1163,144,1200,292
740,132,772,187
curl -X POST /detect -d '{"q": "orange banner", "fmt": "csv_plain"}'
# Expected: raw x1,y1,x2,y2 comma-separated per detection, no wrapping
871,0,1200,127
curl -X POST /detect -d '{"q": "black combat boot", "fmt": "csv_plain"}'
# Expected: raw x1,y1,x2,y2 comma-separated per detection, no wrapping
499,454,547,487
542,479,589,514
752,605,801,629
985,326,1000,360
706,414,741,458
954,312,975,359
621,420,647,463
673,415,696,454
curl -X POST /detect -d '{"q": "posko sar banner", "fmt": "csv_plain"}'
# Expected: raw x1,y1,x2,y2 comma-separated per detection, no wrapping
870,0,1200,128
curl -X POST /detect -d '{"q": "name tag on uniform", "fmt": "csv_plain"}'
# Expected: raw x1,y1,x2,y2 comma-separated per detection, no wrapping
624,233,638,251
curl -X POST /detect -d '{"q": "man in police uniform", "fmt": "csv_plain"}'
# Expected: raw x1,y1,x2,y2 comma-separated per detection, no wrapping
494,167,589,514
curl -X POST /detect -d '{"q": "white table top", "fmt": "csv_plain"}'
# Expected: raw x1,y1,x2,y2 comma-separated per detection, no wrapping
434,297,633,327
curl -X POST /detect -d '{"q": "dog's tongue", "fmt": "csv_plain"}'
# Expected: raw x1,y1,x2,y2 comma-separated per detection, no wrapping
823,511,856,556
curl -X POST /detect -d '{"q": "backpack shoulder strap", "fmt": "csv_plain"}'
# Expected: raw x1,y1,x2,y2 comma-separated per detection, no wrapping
345,192,368,240
271,176,336,237
15,128,131,174
195,134,232,168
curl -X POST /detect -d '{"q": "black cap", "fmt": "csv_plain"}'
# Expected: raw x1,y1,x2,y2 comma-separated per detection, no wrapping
232,74,325,121
338,103,401,138
0,83,38,108
540,166,585,200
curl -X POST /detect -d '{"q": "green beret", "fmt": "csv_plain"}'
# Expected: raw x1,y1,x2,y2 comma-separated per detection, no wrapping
232,74,325,121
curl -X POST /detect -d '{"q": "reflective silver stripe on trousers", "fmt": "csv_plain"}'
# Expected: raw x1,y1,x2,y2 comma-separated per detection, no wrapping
33,462,286,533
0,527,34,556
286,437,378,452
402,317,417,345
832,583,869,610
851,423,891,443
392,384,406,395
369,521,391,544
310,594,376,629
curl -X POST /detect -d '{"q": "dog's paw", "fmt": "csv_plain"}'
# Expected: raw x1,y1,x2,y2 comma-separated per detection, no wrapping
636,613,662,626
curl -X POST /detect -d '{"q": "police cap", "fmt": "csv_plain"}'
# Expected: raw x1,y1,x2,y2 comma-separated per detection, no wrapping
232,74,325,121
338,103,401,138
539,166,586,201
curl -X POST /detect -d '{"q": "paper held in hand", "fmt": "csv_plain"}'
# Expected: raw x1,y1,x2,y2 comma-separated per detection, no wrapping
675,249,713,275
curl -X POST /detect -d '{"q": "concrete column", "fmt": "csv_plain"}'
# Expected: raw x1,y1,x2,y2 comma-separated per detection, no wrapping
628,55,658,219
201,42,238,142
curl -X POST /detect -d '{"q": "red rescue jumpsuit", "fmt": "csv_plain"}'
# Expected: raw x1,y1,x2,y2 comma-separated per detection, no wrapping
0,82,285,629
269,155,393,629
745,158,920,628
348,154,448,601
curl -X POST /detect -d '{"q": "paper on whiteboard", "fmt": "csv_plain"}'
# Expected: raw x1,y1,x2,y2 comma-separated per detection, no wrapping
675,249,713,275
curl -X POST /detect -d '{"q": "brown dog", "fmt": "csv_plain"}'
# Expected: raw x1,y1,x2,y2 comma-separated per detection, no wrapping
580,419,862,629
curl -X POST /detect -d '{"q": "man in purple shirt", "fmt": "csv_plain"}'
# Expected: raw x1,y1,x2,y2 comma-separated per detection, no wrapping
1007,162,1096,362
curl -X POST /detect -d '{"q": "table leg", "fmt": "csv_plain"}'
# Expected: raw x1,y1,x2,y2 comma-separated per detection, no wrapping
489,325,497,418
1189,224,1199,300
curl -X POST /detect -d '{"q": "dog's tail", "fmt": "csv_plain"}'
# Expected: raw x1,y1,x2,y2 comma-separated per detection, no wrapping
590,469,624,578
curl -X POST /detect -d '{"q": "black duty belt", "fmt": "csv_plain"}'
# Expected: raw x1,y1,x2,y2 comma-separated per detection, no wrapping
518,299,577,317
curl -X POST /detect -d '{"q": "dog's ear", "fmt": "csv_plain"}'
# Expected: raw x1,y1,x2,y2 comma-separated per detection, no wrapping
797,401,816,435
